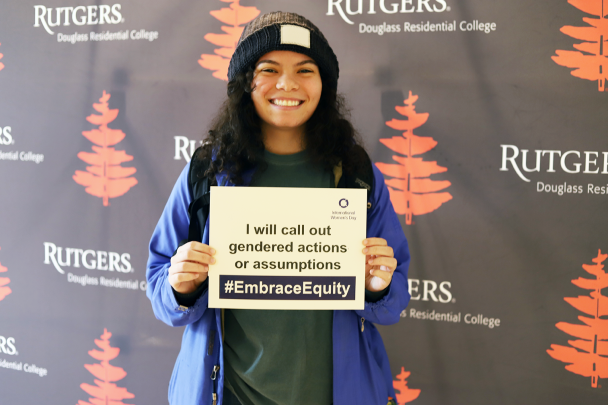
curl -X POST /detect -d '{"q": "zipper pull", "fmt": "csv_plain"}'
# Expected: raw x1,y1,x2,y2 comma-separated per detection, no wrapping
361,317,365,332
210,365,220,380
212,393,217,405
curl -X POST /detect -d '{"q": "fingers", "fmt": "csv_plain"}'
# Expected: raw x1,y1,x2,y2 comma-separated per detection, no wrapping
363,237,387,247
168,263,208,294
171,249,215,266
169,271,200,286
362,238,394,259
168,260,210,293
369,266,392,284
363,245,394,258
367,256,397,270
186,241,216,255
170,260,209,275
169,270,207,294
172,242,216,266
169,242,216,292
175,241,216,257
363,238,396,291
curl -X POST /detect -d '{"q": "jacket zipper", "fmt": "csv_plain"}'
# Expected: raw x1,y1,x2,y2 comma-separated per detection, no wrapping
211,365,220,405
361,317,365,332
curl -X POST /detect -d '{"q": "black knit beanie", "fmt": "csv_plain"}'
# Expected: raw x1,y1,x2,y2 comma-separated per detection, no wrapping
228,12,339,90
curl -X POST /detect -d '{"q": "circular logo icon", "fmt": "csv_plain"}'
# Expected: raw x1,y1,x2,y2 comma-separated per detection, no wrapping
339,198,349,208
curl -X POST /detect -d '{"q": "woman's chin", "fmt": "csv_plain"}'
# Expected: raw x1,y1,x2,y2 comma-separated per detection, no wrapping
264,121,307,132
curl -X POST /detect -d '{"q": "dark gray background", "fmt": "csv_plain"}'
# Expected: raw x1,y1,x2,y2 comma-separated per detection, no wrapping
1,0,607,403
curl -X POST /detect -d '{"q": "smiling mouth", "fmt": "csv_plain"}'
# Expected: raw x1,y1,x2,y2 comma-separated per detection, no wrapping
270,99,304,107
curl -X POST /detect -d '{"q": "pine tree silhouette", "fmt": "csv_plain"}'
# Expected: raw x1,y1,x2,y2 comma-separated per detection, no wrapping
392,367,421,404
0,247,11,302
77,328,134,405
375,91,452,225
73,91,137,206
198,0,260,80
0,42,4,71
552,0,608,91
547,249,608,388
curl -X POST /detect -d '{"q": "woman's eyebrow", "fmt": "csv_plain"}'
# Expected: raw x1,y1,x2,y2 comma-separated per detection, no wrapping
295,59,317,66
255,59,317,67
256,59,279,66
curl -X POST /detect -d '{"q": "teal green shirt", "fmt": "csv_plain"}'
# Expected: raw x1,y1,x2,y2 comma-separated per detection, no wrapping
224,150,334,405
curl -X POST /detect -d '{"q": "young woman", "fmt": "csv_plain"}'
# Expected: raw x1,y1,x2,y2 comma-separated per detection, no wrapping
147,12,411,405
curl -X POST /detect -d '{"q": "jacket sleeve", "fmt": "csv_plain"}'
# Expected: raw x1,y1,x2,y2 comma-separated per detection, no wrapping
356,164,411,325
146,162,211,327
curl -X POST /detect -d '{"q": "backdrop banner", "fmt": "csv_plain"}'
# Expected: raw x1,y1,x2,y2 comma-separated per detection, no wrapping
1,1,607,404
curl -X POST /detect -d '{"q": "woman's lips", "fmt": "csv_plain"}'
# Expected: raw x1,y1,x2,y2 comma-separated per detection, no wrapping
270,98,304,107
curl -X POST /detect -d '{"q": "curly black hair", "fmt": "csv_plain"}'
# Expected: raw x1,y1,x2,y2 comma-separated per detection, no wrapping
195,67,368,185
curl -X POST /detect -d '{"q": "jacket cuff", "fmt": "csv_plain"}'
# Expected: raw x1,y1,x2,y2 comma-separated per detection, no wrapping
365,284,389,303
173,279,208,307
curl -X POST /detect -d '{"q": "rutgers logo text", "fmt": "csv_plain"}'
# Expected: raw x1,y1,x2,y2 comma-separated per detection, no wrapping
0,126,13,145
408,278,453,303
43,242,132,274
328,0,449,24
34,4,123,35
500,145,608,182
0,335,17,355
174,136,203,162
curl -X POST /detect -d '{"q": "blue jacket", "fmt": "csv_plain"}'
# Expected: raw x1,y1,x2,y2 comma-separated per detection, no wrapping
146,161,411,405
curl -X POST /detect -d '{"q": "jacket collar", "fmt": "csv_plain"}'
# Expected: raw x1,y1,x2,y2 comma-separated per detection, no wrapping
214,166,257,187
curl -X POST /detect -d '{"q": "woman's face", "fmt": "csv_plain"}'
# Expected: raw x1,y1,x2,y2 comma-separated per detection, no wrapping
251,50,322,135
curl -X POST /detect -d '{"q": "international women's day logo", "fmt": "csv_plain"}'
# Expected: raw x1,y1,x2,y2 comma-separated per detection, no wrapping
376,91,451,225
73,91,137,206
552,0,608,91
199,0,260,80
547,249,608,388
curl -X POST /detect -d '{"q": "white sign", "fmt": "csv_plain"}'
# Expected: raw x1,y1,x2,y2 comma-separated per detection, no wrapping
209,187,366,310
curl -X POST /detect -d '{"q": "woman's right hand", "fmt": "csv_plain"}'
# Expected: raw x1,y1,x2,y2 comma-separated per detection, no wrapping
169,241,216,294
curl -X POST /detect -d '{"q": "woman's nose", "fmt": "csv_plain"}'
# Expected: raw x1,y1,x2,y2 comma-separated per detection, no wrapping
276,72,299,91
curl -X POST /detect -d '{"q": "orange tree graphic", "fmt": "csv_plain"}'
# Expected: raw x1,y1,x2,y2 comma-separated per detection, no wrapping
0,247,11,302
0,42,4,71
547,249,608,388
552,0,608,91
198,0,260,80
375,91,452,225
77,328,134,405
392,367,421,404
73,91,137,206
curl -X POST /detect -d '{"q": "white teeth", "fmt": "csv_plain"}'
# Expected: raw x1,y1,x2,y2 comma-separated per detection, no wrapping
272,99,301,107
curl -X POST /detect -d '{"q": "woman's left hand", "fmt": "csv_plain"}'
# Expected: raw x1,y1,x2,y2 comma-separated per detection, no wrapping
362,238,397,292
